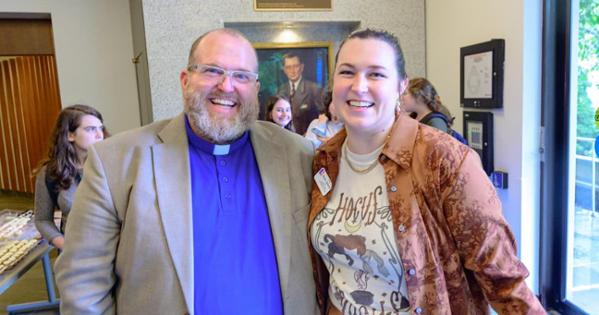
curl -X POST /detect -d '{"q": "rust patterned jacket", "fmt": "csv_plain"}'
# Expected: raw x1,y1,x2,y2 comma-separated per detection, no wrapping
308,115,545,315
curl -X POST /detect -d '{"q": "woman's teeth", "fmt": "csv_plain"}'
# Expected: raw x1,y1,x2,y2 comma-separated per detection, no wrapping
348,100,374,107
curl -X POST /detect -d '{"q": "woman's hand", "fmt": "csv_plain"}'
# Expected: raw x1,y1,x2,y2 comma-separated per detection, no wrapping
51,235,65,250
318,114,329,124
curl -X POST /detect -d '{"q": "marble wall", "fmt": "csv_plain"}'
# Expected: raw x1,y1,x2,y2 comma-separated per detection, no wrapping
141,0,426,120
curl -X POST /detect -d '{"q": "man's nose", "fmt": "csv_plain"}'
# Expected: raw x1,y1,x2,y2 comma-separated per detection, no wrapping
217,74,235,92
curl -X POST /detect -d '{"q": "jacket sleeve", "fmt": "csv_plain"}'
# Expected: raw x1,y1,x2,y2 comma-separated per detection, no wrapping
34,168,62,243
55,145,120,315
441,149,545,314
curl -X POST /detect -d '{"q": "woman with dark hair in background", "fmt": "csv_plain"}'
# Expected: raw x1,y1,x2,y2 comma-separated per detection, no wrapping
265,95,295,132
401,77,454,133
33,104,107,250
304,90,344,147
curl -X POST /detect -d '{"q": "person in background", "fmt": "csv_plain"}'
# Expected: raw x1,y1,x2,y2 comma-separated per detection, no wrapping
33,104,106,250
304,90,344,148
308,28,545,315
55,28,318,315
401,77,453,132
277,53,323,135
265,95,295,132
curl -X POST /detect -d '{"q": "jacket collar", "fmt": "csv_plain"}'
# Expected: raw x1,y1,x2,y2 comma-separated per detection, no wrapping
317,113,419,170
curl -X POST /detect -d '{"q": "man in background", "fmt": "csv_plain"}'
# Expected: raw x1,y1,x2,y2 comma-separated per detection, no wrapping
56,28,318,315
277,53,323,135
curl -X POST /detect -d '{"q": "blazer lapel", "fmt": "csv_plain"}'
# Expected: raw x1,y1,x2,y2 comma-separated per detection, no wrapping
250,123,292,300
153,114,194,313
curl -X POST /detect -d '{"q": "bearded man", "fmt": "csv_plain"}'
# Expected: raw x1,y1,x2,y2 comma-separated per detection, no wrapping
56,28,318,315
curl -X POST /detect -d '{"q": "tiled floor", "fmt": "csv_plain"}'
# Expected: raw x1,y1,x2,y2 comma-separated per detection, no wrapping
0,191,59,315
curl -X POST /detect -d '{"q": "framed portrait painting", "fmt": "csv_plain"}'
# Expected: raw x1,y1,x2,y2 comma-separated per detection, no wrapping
253,41,333,134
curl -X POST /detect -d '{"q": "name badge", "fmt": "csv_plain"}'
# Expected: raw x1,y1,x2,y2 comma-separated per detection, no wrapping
314,168,332,196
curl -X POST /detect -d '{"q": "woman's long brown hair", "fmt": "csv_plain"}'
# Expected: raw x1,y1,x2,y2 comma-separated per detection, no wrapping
33,104,108,190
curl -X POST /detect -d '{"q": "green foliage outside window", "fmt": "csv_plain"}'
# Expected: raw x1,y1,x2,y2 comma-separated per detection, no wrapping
576,0,599,156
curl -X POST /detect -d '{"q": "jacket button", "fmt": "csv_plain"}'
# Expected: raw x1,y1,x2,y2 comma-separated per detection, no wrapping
415,307,422,314
398,224,406,233
408,268,416,276
390,185,397,192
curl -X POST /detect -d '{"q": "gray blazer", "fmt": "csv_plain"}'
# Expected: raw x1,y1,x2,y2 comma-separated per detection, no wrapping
55,114,318,315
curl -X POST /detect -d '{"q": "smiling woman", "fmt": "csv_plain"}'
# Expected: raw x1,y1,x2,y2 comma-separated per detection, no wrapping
307,28,545,315
265,95,294,132
332,36,402,145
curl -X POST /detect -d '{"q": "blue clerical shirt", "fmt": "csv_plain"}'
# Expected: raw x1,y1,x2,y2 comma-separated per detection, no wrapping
185,118,282,314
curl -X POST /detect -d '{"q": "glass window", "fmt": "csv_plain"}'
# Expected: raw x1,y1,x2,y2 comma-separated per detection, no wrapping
567,0,599,312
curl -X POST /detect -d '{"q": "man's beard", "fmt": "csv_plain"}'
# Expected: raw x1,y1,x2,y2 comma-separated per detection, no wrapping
184,88,259,144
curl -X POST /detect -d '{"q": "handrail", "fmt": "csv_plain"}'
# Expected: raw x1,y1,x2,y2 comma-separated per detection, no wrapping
576,137,598,215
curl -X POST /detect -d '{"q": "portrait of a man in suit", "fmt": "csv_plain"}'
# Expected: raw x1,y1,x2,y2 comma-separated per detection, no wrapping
277,53,324,135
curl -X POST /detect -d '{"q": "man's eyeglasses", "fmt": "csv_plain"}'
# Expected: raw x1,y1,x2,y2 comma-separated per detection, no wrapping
187,64,259,84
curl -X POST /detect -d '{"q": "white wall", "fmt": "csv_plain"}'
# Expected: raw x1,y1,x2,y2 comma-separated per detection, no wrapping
141,0,426,120
426,0,542,292
0,0,141,134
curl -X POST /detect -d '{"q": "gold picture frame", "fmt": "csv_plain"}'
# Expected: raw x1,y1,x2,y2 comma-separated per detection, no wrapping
253,0,332,11
253,41,333,125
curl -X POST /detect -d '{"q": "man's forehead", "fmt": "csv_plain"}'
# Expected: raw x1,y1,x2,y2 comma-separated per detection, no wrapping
193,32,258,69
284,56,301,65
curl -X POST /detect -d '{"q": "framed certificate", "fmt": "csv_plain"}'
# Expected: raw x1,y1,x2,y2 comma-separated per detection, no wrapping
460,39,504,109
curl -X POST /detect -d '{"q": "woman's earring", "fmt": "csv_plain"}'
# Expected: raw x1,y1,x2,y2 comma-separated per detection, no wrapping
394,98,401,118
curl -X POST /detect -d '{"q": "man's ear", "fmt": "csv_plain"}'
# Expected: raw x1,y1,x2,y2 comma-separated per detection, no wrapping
180,70,189,92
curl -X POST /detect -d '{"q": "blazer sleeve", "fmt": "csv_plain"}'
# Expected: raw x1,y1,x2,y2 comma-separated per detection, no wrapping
55,145,120,315
441,149,545,314
34,168,62,243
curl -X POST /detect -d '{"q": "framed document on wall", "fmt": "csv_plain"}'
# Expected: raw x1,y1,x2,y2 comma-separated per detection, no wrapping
463,111,494,175
254,0,332,11
460,39,505,109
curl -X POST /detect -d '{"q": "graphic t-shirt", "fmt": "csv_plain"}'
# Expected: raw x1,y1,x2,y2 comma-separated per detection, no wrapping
311,141,411,314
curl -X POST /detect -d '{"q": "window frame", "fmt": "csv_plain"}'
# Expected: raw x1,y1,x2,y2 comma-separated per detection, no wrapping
539,0,591,313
